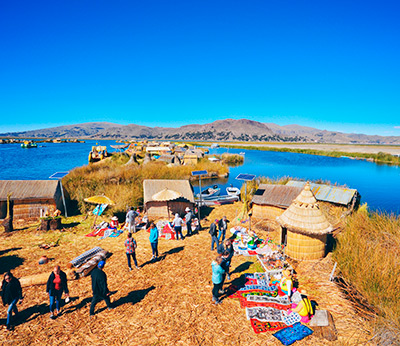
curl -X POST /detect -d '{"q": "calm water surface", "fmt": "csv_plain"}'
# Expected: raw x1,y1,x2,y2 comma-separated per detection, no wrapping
0,141,399,214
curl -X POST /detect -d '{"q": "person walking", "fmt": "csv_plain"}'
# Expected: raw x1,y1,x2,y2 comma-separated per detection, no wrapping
209,219,219,251
149,222,159,260
90,260,112,316
46,265,69,319
125,207,139,233
172,213,184,240
217,216,229,242
211,256,225,305
184,207,193,237
1,271,23,330
125,233,139,270
224,239,234,280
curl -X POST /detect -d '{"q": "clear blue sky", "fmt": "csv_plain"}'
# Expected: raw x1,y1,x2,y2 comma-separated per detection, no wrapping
1,0,399,136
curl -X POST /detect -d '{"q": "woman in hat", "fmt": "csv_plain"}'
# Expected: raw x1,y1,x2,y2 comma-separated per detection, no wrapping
184,207,193,237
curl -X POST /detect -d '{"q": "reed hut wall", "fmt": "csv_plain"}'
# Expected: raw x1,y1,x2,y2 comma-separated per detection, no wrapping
252,204,285,220
145,200,194,218
285,230,327,260
0,180,67,221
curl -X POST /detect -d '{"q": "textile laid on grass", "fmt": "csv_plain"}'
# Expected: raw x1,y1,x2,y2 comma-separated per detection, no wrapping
272,322,313,346
70,247,103,268
250,319,288,334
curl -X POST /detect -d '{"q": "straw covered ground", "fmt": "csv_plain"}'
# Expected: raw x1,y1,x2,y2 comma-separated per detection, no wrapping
0,203,375,345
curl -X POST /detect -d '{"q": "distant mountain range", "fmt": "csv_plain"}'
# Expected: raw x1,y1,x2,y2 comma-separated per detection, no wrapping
2,119,400,144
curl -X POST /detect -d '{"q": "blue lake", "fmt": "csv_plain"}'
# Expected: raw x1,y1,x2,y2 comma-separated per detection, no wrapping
0,140,399,214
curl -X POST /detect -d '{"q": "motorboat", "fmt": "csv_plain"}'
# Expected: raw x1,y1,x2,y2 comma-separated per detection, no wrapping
196,185,221,200
226,185,241,197
21,141,37,148
196,194,239,207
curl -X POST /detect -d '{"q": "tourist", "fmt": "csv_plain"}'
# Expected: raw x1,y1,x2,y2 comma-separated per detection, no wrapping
211,256,225,305
90,260,112,316
209,219,219,251
1,271,23,331
217,216,229,242
279,269,293,297
46,265,70,319
125,233,139,270
224,239,234,280
219,250,230,293
149,222,159,260
289,289,314,323
125,207,139,233
172,213,184,240
184,207,193,237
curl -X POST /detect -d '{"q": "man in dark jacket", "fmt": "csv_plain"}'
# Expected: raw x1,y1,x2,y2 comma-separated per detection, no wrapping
90,260,112,316
217,216,229,242
46,265,69,319
209,219,219,251
1,271,23,330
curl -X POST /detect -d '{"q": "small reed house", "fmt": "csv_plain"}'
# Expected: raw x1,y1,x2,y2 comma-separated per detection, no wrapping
276,183,333,261
143,179,195,218
0,180,67,222
251,184,303,221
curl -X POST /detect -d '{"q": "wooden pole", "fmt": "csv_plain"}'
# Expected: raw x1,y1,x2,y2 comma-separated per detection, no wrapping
93,204,101,229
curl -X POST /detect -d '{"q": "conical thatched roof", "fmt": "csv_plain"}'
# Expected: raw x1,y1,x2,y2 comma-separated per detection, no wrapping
276,182,333,235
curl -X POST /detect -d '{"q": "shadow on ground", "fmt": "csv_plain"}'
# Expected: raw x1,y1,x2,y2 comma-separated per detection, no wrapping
113,286,156,308
0,247,22,257
140,246,184,268
0,255,24,274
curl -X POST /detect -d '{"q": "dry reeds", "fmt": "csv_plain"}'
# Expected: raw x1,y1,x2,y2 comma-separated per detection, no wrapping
0,204,377,345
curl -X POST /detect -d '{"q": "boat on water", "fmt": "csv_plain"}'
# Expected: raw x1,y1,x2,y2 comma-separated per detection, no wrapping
196,185,221,200
196,194,239,207
21,141,37,148
226,185,241,197
88,145,108,163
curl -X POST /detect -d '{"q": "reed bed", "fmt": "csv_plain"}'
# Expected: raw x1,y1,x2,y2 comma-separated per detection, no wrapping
333,210,400,328
62,159,229,214
0,203,377,345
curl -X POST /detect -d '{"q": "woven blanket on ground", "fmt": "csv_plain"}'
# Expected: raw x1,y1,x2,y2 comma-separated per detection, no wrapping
273,322,313,346
70,247,103,268
246,307,284,322
245,272,269,280
282,312,302,326
76,250,108,277
109,230,123,238
228,285,278,299
250,319,288,334
100,229,114,239
245,278,269,286
243,295,291,310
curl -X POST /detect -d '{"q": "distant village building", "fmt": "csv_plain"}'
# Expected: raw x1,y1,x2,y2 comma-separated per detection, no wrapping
0,180,68,222
143,179,195,218
251,184,303,221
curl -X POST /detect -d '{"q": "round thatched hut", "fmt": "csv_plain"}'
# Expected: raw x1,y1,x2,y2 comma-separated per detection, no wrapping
276,182,333,260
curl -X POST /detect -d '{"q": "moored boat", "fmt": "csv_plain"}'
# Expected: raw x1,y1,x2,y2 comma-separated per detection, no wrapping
226,185,241,197
196,185,221,200
21,141,37,148
196,194,239,206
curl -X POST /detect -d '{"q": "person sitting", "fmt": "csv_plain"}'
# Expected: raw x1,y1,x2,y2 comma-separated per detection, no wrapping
289,289,313,323
279,269,293,297
110,216,119,229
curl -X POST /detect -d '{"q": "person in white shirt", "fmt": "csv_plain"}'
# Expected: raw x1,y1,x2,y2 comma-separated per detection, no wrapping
172,213,184,240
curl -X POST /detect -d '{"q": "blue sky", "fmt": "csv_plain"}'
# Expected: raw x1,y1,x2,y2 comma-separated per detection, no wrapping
0,0,399,136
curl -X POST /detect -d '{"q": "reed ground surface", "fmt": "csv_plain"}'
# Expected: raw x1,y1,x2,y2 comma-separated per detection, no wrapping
0,203,375,345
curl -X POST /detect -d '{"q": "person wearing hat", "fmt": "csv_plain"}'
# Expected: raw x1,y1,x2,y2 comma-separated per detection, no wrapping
209,219,219,251
89,260,112,316
184,207,193,237
279,269,293,297
110,216,119,229
288,289,313,323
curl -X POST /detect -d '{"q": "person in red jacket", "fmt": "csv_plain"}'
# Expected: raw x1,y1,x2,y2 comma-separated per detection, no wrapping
46,265,69,319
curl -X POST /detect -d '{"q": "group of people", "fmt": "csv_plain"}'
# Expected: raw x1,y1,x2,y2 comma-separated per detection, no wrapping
2,260,114,330
209,216,229,251
171,207,196,240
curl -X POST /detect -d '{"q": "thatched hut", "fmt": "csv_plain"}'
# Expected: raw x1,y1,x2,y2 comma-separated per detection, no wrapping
143,179,195,218
276,182,333,260
251,184,303,220
0,180,67,222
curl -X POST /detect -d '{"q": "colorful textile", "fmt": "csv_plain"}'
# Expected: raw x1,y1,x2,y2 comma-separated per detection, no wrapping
70,247,103,268
93,204,108,215
250,319,288,334
272,322,313,345
241,295,291,310
228,286,278,299
282,312,302,326
246,306,284,322
109,230,123,238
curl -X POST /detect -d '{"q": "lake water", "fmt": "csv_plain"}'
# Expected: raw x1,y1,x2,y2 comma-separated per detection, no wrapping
0,140,399,214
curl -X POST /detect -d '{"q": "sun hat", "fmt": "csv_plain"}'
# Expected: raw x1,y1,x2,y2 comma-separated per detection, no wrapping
98,260,106,269
185,207,190,211
111,216,118,221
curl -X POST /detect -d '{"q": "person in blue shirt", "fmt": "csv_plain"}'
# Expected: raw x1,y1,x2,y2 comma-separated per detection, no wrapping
211,256,225,305
149,222,159,260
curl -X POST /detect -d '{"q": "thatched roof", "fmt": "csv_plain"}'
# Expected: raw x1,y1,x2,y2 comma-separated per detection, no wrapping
276,182,333,235
143,179,194,203
0,180,60,201
251,184,303,208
